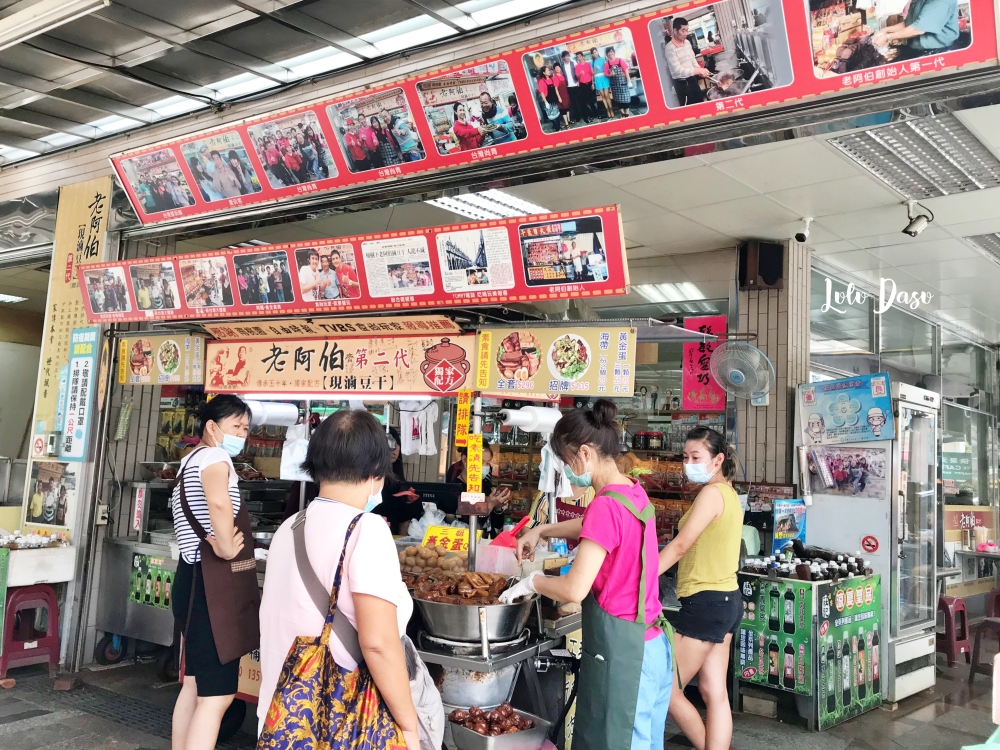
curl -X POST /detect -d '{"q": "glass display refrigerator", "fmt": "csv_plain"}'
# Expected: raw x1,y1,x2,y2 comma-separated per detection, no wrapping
798,380,939,704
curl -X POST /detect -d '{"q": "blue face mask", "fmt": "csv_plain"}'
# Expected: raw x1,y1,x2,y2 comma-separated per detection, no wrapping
684,462,715,485
220,433,246,458
364,478,383,513
564,464,592,488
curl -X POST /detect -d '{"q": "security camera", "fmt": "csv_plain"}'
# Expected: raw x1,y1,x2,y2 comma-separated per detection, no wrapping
902,200,933,237
794,217,813,244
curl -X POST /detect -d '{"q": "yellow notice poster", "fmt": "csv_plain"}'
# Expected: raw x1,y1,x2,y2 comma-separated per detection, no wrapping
26,176,112,539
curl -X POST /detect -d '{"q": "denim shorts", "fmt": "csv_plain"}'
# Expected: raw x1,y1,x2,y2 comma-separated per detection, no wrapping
675,589,743,644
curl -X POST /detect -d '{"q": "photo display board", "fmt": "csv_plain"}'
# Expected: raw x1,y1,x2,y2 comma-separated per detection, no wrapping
111,0,998,226
76,205,628,323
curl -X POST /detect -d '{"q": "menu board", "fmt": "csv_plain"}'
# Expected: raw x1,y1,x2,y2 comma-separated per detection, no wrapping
110,2,998,227
476,326,636,399
205,334,475,397
76,206,628,323
117,334,205,385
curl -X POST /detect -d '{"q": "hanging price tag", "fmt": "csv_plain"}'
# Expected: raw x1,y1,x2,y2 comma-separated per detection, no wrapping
466,433,483,494
454,389,472,447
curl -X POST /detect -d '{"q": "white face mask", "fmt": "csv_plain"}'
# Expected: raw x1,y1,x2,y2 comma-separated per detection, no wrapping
364,477,384,513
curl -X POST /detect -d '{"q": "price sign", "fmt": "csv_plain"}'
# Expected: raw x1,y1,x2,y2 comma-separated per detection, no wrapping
422,525,470,551
454,389,472,448
467,433,483,494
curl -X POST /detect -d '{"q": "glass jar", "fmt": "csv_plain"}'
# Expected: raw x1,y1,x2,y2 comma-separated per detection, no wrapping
648,431,663,450
632,431,649,450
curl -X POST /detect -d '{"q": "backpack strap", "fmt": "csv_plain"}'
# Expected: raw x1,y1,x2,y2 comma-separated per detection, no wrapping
171,446,211,541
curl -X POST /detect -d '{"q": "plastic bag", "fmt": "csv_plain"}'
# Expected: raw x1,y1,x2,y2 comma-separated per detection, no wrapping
280,423,311,482
407,503,446,541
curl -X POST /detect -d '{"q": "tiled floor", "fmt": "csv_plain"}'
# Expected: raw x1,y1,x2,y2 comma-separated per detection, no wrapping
0,646,994,750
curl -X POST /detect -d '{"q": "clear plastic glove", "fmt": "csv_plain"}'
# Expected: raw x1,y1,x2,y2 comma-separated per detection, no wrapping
499,570,543,604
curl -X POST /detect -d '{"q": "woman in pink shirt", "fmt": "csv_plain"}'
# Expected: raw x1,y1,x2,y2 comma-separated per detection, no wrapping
553,63,571,129
507,400,672,750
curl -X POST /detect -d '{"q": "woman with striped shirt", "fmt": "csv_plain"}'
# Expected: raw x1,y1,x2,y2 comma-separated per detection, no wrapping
170,395,251,750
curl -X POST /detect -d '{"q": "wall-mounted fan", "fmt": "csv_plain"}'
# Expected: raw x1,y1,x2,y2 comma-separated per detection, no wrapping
709,341,775,404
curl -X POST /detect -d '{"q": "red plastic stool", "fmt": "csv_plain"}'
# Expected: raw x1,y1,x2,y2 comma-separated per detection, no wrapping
937,595,971,667
986,587,1000,618
0,584,59,678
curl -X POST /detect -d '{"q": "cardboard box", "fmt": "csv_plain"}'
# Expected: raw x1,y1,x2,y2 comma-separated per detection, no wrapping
253,457,282,479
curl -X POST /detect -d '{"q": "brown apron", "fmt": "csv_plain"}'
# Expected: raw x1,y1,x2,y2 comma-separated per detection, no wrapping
174,446,260,665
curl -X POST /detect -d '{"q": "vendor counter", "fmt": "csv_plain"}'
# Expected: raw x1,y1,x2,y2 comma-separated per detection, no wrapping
96,537,177,648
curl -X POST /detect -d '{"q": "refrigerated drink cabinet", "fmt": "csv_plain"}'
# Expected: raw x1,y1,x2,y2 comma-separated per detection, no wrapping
798,379,940,705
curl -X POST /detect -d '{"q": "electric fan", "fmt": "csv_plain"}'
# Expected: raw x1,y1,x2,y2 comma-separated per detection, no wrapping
709,341,775,401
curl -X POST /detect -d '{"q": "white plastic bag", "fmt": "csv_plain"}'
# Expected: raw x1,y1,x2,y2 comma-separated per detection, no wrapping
407,503,446,541
280,423,312,482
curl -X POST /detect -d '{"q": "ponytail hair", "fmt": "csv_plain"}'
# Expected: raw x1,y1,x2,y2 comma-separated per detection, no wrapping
685,426,737,481
550,398,621,462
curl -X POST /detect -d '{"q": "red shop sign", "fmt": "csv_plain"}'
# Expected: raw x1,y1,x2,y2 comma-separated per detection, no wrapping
109,1,999,228
682,315,727,412
76,205,628,323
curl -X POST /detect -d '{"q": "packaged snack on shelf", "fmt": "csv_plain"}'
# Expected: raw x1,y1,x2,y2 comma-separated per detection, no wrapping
530,454,541,482
498,454,514,480
664,461,685,488
512,453,529,481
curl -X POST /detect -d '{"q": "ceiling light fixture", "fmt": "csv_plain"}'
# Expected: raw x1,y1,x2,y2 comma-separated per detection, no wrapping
829,112,1000,200
0,0,108,54
0,294,28,304
631,282,706,303
963,232,1000,265
426,189,549,220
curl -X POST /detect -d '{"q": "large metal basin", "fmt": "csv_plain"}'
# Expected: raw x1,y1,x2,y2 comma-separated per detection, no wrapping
450,710,551,750
414,596,536,642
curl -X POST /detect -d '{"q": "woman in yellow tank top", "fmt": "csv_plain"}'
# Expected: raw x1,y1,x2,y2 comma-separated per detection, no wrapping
657,427,744,750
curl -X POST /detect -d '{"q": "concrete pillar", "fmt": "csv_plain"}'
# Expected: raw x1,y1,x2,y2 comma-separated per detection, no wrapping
735,240,810,484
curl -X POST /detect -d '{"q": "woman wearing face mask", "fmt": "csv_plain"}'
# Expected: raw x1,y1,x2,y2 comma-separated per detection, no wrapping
257,409,420,749
170,395,256,750
656,427,743,750
508,400,672,750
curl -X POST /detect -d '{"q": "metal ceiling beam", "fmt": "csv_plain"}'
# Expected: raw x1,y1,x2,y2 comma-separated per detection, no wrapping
228,1,374,61
99,4,294,85
401,0,473,32
0,109,98,138
0,131,52,154
25,36,218,102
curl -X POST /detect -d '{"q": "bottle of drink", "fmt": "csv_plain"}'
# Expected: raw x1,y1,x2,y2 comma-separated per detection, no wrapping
783,638,795,689
841,636,852,706
826,636,837,714
783,584,796,634
857,627,867,700
144,571,152,604
164,574,172,607
871,625,880,694
154,573,161,605
768,583,780,631
768,636,780,685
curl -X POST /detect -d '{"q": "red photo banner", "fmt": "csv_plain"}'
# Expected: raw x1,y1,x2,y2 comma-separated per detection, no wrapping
76,205,627,323
111,1,998,227
682,315,727,411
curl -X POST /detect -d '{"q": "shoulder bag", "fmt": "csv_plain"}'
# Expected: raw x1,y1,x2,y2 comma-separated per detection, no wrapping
175,446,261,665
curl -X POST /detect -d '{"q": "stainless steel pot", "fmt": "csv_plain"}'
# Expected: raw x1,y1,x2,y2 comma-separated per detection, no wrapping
440,663,519,708
414,596,536,642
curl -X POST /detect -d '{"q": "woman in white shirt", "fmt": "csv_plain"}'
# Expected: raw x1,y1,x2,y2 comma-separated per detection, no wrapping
258,409,419,749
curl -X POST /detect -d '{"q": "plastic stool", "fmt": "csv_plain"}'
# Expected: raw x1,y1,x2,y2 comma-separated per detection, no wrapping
937,595,971,667
969,617,1000,685
0,584,59,678
986,587,1000,618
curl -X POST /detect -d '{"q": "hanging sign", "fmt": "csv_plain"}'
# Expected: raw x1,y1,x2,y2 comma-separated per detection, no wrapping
203,314,460,340
109,2,998,228
466,433,484,495
772,498,807,556
76,206,628,323
798,374,894,446
681,315,727,411
476,326,636,399
454,389,472,448
205,334,474,397
60,327,99,461
118,335,205,385
422,525,470,551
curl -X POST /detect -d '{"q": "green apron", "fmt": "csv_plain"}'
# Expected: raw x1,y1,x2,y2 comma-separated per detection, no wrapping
573,489,672,750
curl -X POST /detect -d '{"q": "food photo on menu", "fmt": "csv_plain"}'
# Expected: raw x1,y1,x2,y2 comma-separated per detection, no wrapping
361,236,436,297
518,215,608,286
130,262,181,311
83,267,131,314
179,131,263,202
178,256,233,308
807,0,972,77
648,0,793,108
326,87,427,173
523,27,646,132
416,61,527,155
233,250,295,306
246,109,338,188
435,226,516,293
118,148,196,214
294,244,362,301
